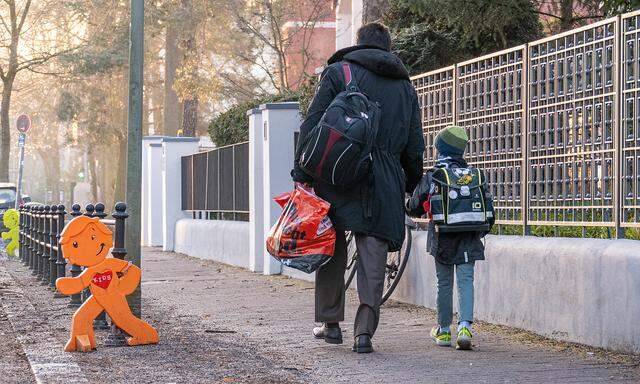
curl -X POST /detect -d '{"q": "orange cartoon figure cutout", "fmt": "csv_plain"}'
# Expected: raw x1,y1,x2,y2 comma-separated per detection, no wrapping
55,216,158,352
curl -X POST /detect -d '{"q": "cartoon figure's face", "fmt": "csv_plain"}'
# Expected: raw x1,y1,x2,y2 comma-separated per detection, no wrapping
3,209,18,229
60,216,113,267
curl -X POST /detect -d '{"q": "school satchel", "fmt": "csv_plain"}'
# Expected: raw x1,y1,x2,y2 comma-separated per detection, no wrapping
298,62,380,188
429,166,495,233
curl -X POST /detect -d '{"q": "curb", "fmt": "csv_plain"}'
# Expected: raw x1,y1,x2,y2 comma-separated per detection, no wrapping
0,264,88,383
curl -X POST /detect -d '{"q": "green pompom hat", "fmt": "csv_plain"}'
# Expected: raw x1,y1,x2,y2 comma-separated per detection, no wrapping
434,125,469,157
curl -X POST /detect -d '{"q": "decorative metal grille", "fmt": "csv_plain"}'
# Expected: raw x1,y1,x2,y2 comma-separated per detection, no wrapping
622,10,640,229
412,66,455,165
528,19,617,228
457,46,526,225
412,13,640,236
181,141,250,220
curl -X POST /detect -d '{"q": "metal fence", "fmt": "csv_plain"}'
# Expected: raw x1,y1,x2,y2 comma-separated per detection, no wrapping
412,11,640,238
181,141,250,220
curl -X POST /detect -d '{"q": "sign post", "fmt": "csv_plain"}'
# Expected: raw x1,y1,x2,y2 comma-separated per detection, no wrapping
15,114,30,209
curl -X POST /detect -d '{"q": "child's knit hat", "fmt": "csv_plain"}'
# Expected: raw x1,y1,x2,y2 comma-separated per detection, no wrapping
434,125,468,157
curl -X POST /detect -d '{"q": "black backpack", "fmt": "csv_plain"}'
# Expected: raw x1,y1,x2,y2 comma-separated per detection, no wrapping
429,166,495,233
298,62,380,188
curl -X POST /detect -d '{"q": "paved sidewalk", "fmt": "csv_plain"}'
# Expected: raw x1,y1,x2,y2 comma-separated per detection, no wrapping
1,248,639,383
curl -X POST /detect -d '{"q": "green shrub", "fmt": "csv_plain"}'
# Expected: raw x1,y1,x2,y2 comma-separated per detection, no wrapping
207,77,317,147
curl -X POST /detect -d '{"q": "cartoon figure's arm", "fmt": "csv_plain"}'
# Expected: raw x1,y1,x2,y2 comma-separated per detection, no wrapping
106,258,141,295
56,268,93,295
1,231,8,240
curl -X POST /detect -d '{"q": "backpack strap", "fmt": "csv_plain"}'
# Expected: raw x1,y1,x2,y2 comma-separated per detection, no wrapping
341,62,359,92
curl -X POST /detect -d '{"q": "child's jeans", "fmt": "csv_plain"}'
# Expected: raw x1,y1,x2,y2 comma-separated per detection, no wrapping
435,260,475,327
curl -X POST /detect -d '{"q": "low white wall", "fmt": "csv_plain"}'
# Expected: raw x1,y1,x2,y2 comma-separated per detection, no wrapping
174,219,250,269
393,234,640,354
173,219,640,354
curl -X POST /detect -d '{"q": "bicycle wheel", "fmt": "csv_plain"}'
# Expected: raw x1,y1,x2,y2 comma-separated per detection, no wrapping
342,221,414,305
381,225,412,304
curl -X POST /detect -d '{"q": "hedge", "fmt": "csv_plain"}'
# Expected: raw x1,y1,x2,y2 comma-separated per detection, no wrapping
208,79,317,147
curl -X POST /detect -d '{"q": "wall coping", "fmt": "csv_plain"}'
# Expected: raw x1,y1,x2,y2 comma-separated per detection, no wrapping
259,102,300,111
246,108,262,116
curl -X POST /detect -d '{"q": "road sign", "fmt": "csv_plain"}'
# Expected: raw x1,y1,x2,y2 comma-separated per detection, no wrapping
16,114,31,133
18,133,25,147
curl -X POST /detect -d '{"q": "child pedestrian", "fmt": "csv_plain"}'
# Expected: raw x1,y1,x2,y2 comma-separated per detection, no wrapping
407,125,494,350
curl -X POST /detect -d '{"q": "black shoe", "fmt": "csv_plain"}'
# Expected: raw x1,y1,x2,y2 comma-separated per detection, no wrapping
351,334,373,353
312,323,343,344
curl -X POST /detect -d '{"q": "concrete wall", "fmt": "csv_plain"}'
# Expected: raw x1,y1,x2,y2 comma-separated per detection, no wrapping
174,219,250,269
279,232,640,354
172,219,640,354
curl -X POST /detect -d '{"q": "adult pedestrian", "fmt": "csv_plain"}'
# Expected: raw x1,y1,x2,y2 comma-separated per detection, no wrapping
291,22,425,353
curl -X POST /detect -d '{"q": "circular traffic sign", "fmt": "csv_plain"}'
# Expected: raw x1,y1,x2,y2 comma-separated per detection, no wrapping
16,114,30,133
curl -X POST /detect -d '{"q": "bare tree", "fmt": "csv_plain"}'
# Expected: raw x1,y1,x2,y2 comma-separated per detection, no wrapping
0,0,79,181
363,0,390,23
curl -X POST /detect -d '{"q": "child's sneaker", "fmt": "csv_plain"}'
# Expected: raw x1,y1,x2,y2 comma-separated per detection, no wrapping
456,327,473,350
430,326,451,347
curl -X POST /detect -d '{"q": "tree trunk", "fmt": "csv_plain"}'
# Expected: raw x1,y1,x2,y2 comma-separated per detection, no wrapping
559,0,574,31
182,98,198,137
362,0,390,24
0,76,15,182
88,148,99,202
150,85,164,135
163,25,182,136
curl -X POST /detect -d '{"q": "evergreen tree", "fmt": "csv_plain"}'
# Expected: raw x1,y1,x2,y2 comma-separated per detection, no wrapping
386,0,543,75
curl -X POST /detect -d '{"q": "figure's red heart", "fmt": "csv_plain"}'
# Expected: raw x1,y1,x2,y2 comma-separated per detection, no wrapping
91,270,113,289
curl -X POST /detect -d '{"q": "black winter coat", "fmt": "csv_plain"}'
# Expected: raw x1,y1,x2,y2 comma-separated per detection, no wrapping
292,46,425,251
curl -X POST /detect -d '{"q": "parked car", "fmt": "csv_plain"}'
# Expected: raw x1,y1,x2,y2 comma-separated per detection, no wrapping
0,183,17,231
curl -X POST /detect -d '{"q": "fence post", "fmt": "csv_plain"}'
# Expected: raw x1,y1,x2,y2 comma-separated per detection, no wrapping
614,14,624,239
35,204,43,275
103,202,129,346
54,204,67,298
36,205,45,279
522,45,531,236
41,205,52,285
91,203,110,329
68,204,83,308
48,205,58,289
248,108,264,273
260,103,300,275
28,204,36,271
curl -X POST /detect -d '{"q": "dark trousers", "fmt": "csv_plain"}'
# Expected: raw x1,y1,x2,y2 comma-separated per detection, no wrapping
315,231,388,337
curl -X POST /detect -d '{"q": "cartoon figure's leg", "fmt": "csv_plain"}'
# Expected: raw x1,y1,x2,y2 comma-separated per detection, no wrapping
66,296,103,352
6,241,16,257
104,295,158,346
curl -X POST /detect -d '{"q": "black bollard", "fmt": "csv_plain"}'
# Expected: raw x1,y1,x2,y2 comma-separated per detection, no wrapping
21,204,28,265
40,205,51,285
103,202,129,346
28,205,35,272
18,204,24,264
49,205,58,289
54,204,67,298
80,204,95,303
91,202,110,330
68,204,83,308
36,205,45,278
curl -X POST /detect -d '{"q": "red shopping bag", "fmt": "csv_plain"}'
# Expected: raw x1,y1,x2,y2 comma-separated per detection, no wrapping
266,185,336,273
